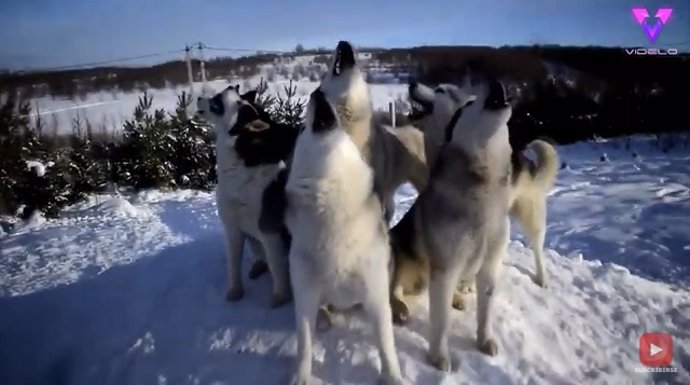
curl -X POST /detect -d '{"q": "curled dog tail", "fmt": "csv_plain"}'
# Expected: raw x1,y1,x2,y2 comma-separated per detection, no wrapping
527,138,559,189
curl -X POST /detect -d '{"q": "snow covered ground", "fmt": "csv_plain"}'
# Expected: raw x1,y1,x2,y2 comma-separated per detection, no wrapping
1,136,689,384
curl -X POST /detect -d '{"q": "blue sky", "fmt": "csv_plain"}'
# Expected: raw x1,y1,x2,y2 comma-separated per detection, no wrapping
0,0,688,70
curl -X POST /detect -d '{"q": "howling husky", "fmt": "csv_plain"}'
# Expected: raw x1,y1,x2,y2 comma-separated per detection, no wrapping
398,80,558,297
319,41,428,221
271,88,406,385
392,80,514,370
196,85,298,307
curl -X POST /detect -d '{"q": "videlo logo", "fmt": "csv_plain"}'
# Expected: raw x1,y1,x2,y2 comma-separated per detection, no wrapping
627,7,678,56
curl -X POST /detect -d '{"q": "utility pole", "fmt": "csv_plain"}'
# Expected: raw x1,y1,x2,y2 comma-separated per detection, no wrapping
198,42,207,84
185,45,194,94
389,100,396,128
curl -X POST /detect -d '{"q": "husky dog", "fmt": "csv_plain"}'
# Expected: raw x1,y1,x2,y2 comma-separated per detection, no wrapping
270,88,405,385
319,41,428,221
391,80,514,370
406,80,559,289
196,85,298,307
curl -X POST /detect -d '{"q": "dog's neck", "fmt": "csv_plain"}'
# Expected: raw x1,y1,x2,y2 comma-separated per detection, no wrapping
449,124,512,184
335,100,374,159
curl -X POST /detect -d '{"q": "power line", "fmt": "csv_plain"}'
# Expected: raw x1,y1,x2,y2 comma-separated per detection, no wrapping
17,48,186,73
12,44,297,73
203,45,292,55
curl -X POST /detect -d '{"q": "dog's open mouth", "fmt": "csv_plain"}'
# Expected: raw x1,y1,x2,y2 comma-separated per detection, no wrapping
332,41,356,76
484,79,510,110
408,83,433,121
408,99,429,121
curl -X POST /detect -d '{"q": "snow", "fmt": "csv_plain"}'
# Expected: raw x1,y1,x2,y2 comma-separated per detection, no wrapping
546,135,690,288
25,160,51,177
1,137,690,384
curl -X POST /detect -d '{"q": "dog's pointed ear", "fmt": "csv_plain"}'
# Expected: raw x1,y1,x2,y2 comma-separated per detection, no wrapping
247,119,270,132
241,90,258,103
234,84,240,92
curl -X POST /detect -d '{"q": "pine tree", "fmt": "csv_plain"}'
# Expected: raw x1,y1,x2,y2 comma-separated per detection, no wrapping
168,92,216,190
66,133,108,203
0,96,72,218
254,77,276,113
118,92,175,189
0,97,32,215
272,80,306,129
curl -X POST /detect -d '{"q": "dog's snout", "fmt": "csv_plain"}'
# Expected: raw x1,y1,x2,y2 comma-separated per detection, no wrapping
333,40,356,75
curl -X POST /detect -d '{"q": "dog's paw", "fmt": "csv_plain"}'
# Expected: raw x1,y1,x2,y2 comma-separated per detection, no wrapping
426,352,451,372
270,292,292,308
225,286,245,302
248,260,269,280
390,297,410,325
478,338,498,356
316,307,333,332
451,292,466,311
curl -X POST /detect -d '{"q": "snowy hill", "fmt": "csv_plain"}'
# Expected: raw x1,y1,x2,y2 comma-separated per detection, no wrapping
1,138,689,385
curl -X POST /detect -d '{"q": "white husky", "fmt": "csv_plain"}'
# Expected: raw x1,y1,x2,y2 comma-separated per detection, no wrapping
283,89,405,385
319,41,428,221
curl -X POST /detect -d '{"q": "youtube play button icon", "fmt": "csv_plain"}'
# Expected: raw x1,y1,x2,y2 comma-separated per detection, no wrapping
640,333,673,367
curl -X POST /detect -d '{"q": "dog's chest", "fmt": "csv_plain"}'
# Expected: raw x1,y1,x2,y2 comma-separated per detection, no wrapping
218,161,282,214
289,129,371,199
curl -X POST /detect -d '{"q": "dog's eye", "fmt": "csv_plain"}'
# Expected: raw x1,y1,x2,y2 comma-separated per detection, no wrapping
434,87,446,94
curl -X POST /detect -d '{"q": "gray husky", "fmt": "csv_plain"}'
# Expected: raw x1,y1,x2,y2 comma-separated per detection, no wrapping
392,80,514,371
395,80,559,300
319,41,428,221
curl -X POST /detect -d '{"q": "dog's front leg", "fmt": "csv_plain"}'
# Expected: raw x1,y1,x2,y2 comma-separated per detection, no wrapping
427,266,459,372
290,266,320,385
222,224,245,301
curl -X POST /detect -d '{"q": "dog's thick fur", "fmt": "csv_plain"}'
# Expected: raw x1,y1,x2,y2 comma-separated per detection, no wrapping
392,81,514,371
389,81,559,320
320,41,428,221
196,85,298,307
281,89,404,385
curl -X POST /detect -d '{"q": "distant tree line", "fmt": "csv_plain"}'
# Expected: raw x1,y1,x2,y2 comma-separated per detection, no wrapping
375,45,690,148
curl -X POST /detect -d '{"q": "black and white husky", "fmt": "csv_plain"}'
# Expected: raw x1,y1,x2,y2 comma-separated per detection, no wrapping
196,85,298,307
270,89,406,385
